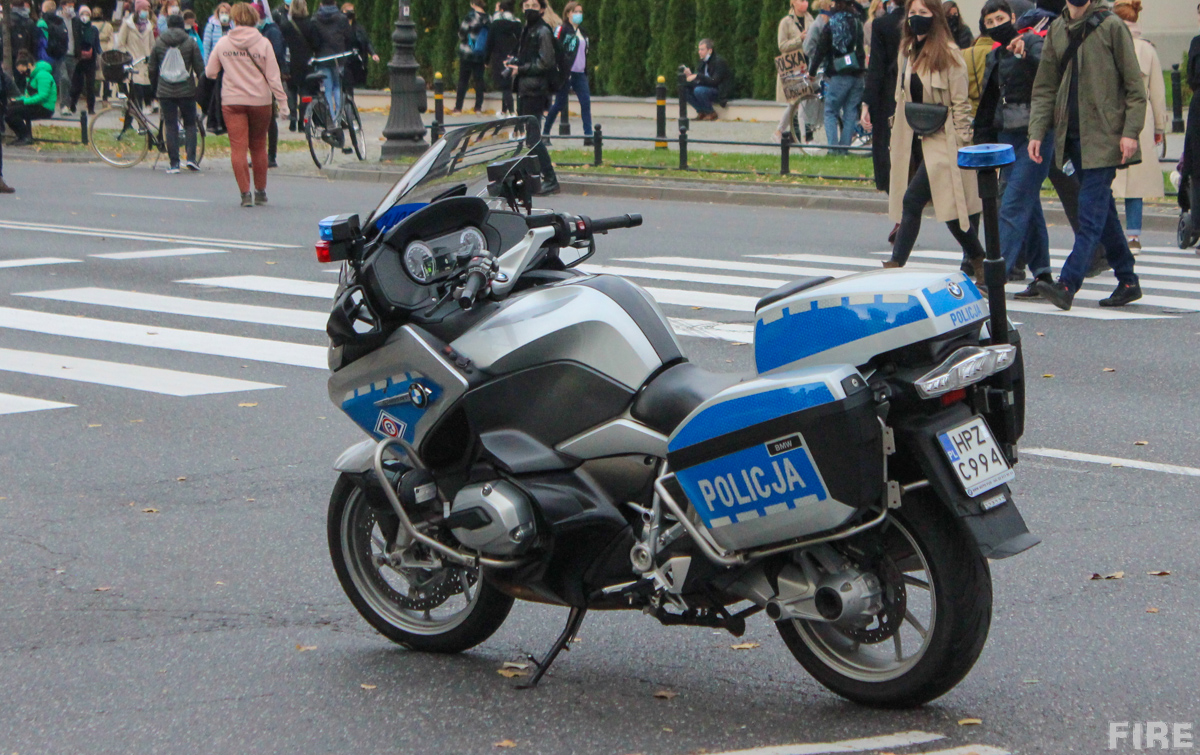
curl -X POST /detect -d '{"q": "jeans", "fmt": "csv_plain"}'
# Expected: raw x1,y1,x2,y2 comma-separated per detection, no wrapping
455,60,486,111
160,96,197,168
4,103,54,140
1124,198,1143,236
998,129,1053,279
316,62,341,120
687,85,718,115
544,71,592,136
53,58,70,108
69,62,96,113
1058,140,1138,291
890,161,986,265
823,74,864,156
222,104,272,194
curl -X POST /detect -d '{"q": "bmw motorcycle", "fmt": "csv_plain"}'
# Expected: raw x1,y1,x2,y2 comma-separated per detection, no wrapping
318,119,1039,707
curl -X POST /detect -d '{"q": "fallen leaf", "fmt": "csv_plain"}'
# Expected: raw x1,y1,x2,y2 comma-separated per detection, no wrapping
493,740,517,749
176,476,187,482
1111,463,1123,468
1148,570,1171,576
54,568,66,574
1147,607,1160,613
1105,571,1125,580
662,727,674,733
360,683,376,690
730,642,761,650
732,342,748,346
958,718,983,726
245,498,256,502
1022,679,1039,684
296,645,317,651
1041,374,1054,379
265,261,277,265
239,402,258,408
1036,331,1045,336
141,508,159,514
1103,367,1116,372
215,581,225,585
1134,440,1148,446
690,307,702,310
496,668,529,678
653,689,678,700
94,586,111,592
501,661,530,670
87,423,101,428
129,419,144,423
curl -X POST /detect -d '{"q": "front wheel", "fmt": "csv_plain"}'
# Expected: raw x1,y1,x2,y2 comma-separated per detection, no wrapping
89,104,150,167
327,475,514,652
346,99,366,161
777,491,992,707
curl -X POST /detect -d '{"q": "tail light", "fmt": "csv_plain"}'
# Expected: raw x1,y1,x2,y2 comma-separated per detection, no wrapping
315,240,332,263
940,388,968,406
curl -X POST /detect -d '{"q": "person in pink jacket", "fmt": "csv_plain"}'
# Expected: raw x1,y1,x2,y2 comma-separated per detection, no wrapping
205,2,289,207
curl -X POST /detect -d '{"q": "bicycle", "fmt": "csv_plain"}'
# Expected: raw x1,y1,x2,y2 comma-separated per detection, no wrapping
302,51,365,169
90,51,207,169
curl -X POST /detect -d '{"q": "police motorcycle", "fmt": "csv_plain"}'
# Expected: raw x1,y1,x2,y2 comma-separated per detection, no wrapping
318,118,1039,707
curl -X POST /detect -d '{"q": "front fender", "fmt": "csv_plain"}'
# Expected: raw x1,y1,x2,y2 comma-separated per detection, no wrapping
334,439,380,473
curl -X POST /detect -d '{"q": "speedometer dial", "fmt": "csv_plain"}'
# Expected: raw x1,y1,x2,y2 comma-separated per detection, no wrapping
459,227,486,256
403,240,436,284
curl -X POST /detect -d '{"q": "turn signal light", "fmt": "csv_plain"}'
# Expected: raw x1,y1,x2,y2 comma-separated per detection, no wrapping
315,240,332,263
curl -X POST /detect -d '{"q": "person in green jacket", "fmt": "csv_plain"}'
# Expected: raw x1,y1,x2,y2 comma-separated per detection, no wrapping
4,51,58,146
1026,0,1146,310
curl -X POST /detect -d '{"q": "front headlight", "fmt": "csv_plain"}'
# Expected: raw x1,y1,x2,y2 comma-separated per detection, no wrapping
914,345,1018,398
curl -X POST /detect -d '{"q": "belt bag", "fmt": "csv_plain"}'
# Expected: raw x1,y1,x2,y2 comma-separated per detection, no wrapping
1000,102,1031,131
904,101,948,136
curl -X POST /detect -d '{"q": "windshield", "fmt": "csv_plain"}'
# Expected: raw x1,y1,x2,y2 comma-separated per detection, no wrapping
366,118,541,233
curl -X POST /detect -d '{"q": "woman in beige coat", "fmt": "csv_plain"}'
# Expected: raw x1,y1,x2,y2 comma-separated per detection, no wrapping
115,0,156,111
95,7,115,100
773,0,818,143
883,0,984,286
1110,0,1168,253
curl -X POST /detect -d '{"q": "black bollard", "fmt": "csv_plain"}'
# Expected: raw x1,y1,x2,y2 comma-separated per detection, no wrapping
1172,65,1184,134
434,72,444,128
593,123,603,167
676,66,690,132
655,76,668,150
780,130,791,176
80,111,89,145
679,126,689,171
560,93,571,136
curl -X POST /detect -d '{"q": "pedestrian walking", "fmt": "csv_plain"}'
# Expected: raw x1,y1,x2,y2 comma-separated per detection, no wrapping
942,0,972,48
772,0,812,143
5,50,57,146
1185,6,1200,251
56,0,77,114
973,0,1055,298
156,0,181,35
203,2,232,60
150,12,204,172
36,1,69,113
305,0,351,121
0,64,16,193
815,0,866,154
116,0,155,114
882,0,986,286
205,2,289,207
341,3,378,99
95,6,115,99
861,0,902,196
452,0,490,114
67,6,99,114
5,1,39,66
182,9,204,56
279,0,313,131
489,0,521,116
255,9,285,166
1027,0,1146,309
543,1,592,143
1108,0,1167,254
508,0,555,126
682,39,733,121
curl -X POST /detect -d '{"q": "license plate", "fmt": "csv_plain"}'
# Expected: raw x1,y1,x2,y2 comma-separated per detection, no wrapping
937,417,1014,497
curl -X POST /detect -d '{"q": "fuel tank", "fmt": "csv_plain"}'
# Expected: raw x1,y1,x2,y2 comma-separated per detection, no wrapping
754,269,986,374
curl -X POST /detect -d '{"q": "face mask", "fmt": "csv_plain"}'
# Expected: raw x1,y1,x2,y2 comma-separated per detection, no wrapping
80,12,91,21
169,6,179,13
907,14,932,35
139,10,148,20
947,14,960,29
988,20,1017,44
571,12,582,24
1065,0,1089,6
523,7,540,22
219,12,229,22
345,11,354,20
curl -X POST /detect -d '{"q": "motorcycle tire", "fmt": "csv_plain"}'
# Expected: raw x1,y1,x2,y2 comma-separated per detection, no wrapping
327,474,514,653
776,490,992,708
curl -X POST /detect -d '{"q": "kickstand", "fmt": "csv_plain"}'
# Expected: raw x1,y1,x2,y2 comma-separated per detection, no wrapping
516,606,587,690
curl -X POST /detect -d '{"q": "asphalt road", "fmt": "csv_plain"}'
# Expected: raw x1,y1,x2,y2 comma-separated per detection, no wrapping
1,159,1198,755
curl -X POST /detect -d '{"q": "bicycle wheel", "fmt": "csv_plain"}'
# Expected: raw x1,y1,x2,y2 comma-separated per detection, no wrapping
90,103,150,167
304,98,333,169
346,99,366,161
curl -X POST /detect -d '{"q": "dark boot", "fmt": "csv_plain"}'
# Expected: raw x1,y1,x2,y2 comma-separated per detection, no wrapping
0,177,14,194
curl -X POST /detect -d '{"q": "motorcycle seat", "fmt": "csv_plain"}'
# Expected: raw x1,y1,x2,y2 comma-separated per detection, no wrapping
755,275,833,311
631,361,740,437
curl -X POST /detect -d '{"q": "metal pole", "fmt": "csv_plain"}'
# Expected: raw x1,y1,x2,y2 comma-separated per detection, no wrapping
679,127,688,171
433,71,444,127
380,0,428,160
780,131,791,175
976,165,1017,462
80,111,88,145
560,88,571,136
1172,64,1185,134
655,75,667,150
592,123,603,166
676,67,689,131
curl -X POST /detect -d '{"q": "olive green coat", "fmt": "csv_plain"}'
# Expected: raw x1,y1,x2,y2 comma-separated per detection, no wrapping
1027,3,1147,171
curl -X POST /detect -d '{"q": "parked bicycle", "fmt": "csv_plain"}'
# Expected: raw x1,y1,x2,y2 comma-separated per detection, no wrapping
302,51,365,169
89,51,207,169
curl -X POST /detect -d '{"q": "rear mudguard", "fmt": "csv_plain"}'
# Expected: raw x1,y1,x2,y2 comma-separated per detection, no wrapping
893,403,1040,559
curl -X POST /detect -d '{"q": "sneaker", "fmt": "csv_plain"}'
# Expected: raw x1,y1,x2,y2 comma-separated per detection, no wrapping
881,259,902,269
12,137,33,147
583,136,594,147
60,106,71,116
186,161,201,172
1127,237,1141,254
1014,273,1052,299
341,147,353,154
241,192,254,208
1008,266,1027,282
268,158,280,167
254,189,268,205
1085,248,1109,278
1035,278,1074,311
165,166,181,174
1099,281,1142,307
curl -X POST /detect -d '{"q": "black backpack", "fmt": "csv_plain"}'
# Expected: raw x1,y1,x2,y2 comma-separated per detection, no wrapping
44,15,69,59
547,24,570,91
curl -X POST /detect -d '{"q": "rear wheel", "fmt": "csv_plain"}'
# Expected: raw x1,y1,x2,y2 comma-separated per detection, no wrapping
304,98,333,169
777,491,992,707
89,103,150,167
327,475,514,652
346,99,366,161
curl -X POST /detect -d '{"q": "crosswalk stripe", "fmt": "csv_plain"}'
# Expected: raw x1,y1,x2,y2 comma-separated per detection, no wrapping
917,747,1010,755
616,256,854,278
754,253,886,268
0,257,80,269
0,392,75,415
642,286,762,312
0,348,280,396
705,730,946,755
902,249,1200,269
19,288,328,331
668,317,755,342
1024,447,1200,477
0,306,327,368
582,263,784,289
0,220,294,250
1002,299,1167,319
179,275,338,299
91,248,229,260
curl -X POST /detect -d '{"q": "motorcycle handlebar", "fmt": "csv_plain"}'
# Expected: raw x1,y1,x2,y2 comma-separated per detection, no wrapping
457,269,488,310
524,214,559,229
589,214,643,235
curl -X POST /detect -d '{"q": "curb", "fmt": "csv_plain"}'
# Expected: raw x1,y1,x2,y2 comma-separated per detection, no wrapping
7,148,100,164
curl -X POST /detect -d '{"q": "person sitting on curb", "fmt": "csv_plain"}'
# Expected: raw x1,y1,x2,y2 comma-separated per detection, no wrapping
4,50,57,147
1026,0,1146,310
682,38,732,121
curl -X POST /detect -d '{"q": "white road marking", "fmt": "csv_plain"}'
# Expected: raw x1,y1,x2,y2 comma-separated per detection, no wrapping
0,306,326,368
617,256,854,278
0,257,81,269
705,730,946,755
179,275,338,299
0,392,75,415
582,263,783,289
917,747,1010,755
19,288,327,331
668,317,755,342
0,220,294,250
643,286,761,312
754,253,894,269
91,247,228,260
902,249,1200,269
1024,448,1200,477
1002,300,1168,320
0,348,280,396
93,192,209,203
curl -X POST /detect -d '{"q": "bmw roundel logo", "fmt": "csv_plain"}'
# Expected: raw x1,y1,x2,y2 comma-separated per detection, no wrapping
947,281,965,300
408,383,430,408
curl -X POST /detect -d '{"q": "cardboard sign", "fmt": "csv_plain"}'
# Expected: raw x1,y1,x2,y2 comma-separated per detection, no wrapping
775,51,819,102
